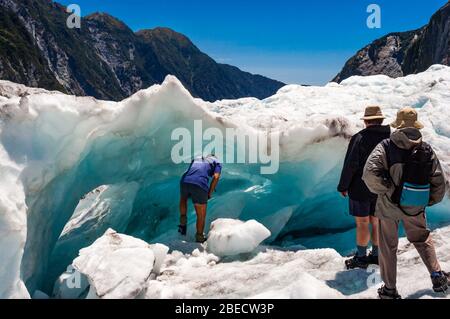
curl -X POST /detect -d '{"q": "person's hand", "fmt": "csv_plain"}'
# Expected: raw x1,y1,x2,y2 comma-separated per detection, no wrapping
340,191,348,198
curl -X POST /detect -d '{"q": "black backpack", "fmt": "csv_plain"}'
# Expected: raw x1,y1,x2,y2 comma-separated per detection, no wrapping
383,140,434,216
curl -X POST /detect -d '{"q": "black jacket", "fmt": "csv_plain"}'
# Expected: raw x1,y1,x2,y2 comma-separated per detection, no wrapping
337,125,391,201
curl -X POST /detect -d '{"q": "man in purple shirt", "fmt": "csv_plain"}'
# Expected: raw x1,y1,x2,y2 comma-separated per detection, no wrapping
179,155,222,243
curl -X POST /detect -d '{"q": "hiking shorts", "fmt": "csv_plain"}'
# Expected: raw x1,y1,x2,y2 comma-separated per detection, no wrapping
180,182,208,205
349,198,377,217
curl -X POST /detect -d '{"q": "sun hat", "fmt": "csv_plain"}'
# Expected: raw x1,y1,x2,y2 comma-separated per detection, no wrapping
361,106,386,120
390,107,424,130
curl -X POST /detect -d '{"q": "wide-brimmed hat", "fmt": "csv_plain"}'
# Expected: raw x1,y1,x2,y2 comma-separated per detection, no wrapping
361,106,386,120
391,107,424,130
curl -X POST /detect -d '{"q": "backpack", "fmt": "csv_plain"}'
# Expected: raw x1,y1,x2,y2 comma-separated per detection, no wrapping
383,140,434,216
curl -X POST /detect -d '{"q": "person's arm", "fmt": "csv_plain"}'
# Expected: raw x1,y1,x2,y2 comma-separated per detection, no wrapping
429,152,447,206
362,143,392,195
208,173,220,199
337,135,360,197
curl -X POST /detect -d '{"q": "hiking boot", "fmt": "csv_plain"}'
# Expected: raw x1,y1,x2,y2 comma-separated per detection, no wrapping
196,233,207,243
378,285,401,300
178,224,187,236
367,251,379,265
345,255,369,270
431,271,450,293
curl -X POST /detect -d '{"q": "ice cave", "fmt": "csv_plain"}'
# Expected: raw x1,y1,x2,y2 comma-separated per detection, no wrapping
0,65,449,299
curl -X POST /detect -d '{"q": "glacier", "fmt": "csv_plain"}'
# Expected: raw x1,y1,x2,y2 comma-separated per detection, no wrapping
58,225,450,299
206,219,271,257
0,65,450,298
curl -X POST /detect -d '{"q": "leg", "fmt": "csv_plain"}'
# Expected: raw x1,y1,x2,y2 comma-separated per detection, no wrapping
379,219,399,289
194,204,207,236
178,196,188,235
370,215,379,251
179,183,189,226
403,214,441,274
346,200,373,269
179,196,188,225
355,216,370,255
190,184,209,242
349,199,372,256
369,198,379,253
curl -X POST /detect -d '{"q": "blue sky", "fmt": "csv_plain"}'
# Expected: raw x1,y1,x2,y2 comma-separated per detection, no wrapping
58,0,447,85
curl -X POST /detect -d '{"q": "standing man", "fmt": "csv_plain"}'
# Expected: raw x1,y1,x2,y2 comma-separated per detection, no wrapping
363,107,449,299
179,154,222,243
338,106,391,269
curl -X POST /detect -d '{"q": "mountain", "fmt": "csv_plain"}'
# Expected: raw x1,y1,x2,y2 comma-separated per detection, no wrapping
0,0,284,101
333,2,450,82
137,28,286,102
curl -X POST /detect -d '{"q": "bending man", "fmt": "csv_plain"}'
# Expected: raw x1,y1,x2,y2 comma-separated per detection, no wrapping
179,154,222,243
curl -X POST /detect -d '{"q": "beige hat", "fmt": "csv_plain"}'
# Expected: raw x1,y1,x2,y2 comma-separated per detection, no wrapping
361,106,386,120
391,107,424,130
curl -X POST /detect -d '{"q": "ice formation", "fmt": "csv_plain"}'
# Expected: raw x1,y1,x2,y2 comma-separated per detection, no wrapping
69,226,450,299
0,65,450,298
145,225,450,299
48,183,140,287
206,219,271,257
72,229,168,299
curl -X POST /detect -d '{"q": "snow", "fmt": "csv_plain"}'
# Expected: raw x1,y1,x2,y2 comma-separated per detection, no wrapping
0,146,29,298
248,273,343,299
59,223,449,300
72,229,156,299
0,65,450,298
39,224,450,299
206,219,271,257
149,243,170,275
58,229,168,299
144,225,450,299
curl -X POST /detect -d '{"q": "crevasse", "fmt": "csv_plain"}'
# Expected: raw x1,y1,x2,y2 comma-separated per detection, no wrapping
0,65,450,298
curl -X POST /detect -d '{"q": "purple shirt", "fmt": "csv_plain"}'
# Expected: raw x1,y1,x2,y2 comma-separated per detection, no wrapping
181,156,222,192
